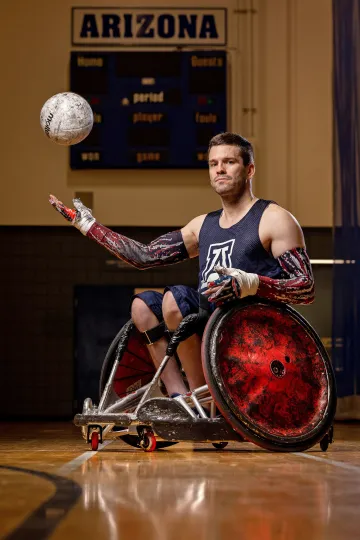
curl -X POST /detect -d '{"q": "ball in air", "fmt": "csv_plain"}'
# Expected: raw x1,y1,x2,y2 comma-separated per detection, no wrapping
40,92,94,146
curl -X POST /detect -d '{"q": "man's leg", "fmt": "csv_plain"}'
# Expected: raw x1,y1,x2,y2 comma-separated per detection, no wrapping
162,291,206,391
131,297,188,396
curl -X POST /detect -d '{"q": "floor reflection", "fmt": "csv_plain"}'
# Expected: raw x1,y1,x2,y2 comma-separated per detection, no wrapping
77,452,336,540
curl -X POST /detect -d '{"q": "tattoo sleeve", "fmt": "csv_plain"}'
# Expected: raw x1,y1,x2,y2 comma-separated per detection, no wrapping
257,247,315,304
87,222,189,269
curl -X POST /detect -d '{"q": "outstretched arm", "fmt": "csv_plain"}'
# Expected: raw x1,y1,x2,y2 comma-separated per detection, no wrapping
49,195,201,269
205,207,314,305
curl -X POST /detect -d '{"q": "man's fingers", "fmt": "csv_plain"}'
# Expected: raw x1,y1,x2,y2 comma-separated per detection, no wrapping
203,285,222,297
49,194,76,222
49,194,66,209
207,281,231,302
49,194,60,206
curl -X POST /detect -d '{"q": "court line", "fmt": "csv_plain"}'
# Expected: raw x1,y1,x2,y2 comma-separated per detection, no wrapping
57,440,113,475
294,452,360,473
58,441,360,476
0,465,82,540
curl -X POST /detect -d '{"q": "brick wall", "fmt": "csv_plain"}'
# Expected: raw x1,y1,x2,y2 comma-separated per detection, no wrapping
0,226,332,419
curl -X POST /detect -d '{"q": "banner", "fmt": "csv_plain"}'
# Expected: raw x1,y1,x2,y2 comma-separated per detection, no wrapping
72,7,227,46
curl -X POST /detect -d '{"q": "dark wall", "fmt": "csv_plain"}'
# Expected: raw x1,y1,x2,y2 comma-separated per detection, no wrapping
0,226,332,419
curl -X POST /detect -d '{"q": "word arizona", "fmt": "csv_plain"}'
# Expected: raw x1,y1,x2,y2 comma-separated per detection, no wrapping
79,13,219,39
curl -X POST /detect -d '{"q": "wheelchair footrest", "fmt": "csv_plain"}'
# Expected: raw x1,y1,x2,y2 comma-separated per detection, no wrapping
74,412,133,427
152,418,244,442
137,398,245,443
137,397,195,423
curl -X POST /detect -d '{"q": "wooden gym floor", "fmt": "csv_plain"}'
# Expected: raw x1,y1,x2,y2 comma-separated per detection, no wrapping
1,422,360,540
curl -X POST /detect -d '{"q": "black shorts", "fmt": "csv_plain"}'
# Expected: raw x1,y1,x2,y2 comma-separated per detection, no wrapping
134,285,215,322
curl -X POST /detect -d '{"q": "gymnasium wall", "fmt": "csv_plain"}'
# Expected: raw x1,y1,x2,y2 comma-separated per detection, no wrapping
0,0,334,418
0,0,332,227
0,226,332,419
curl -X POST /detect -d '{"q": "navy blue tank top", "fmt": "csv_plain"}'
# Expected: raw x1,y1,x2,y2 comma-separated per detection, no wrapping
198,199,284,292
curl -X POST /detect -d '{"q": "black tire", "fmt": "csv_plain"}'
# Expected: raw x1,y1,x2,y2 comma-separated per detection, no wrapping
99,320,134,399
212,442,228,449
320,435,329,452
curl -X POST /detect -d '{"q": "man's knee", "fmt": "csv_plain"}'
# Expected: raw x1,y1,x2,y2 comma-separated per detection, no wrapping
131,297,168,345
162,291,183,330
131,297,158,332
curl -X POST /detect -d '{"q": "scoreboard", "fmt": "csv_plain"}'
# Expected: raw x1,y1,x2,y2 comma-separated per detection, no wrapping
70,50,227,169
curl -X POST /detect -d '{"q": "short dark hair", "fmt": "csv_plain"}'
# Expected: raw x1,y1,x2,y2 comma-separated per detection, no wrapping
208,132,254,166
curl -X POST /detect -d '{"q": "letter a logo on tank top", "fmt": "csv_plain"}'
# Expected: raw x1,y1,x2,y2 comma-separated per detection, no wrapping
202,239,235,283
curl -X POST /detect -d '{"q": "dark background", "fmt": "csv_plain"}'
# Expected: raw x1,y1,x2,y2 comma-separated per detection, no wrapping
0,226,332,419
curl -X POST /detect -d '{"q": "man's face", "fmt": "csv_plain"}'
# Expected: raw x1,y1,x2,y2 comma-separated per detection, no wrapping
208,145,253,198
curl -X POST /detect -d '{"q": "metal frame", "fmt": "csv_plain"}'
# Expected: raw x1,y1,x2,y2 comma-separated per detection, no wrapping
75,349,216,443
74,302,335,451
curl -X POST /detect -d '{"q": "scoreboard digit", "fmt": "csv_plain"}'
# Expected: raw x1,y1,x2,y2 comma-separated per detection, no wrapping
70,50,227,169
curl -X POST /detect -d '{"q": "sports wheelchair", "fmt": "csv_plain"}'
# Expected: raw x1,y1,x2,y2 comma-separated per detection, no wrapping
74,298,336,453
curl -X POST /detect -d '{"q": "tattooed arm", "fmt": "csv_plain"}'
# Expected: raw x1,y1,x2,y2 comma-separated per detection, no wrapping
49,195,204,269
257,204,314,304
205,205,314,306
256,247,314,304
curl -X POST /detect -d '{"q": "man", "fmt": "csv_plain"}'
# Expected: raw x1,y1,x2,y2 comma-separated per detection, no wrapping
50,132,314,398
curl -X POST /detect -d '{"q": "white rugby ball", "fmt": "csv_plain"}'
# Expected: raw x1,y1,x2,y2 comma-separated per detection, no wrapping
40,92,94,146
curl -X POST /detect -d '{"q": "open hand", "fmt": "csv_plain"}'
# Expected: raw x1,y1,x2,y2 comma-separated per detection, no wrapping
49,194,76,223
49,194,95,235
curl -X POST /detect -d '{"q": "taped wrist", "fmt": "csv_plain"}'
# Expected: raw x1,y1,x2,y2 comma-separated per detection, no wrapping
211,265,259,300
76,215,96,235
73,198,96,235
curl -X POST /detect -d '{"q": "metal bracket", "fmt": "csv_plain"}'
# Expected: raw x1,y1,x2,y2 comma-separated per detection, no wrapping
87,425,103,444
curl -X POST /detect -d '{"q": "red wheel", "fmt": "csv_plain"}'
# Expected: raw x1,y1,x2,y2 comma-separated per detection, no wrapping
202,299,337,452
91,431,99,451
140,431,157,452
119,435,177,450
99,320,178,451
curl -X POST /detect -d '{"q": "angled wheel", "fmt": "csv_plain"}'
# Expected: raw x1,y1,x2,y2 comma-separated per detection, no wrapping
100,319,178,450
99,322,156,401
202,299,337,452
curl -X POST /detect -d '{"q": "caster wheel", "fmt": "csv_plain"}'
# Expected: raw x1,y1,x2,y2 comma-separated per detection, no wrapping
212,442,228,449
329,425,334,444
140,430,157,452
320,435,329,452
119,435,177,450
91,431,99,451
